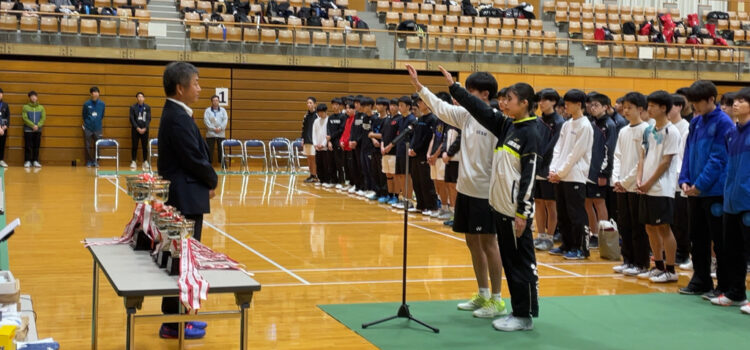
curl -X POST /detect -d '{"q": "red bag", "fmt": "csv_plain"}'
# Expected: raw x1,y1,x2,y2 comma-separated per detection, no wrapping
639,22,652,35
705,23,716,38
687,13,699,27
594,27,605,41
686,36,699,45
663,28,674,43
715,37,728,46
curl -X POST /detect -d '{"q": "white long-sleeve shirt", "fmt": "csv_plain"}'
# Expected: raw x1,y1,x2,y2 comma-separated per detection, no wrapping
673,118,690,194
612,122,649,192
204,107,228,138
312,116,328,148
550,116,593,183
418,86,497,199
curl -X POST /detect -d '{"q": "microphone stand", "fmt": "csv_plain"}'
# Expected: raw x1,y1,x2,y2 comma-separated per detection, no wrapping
361,134,439,333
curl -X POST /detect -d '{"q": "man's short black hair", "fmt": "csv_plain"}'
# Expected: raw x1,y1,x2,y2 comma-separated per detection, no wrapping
211,95,220,101
675,87,690,96
686,80,718,103
647,90,673,112
354,95,363,104
490,100,499,109
436,91,452,104
331,97,343,105
361,97,375,107
622,91,647,109
671,94,686,108
398,95,412,106
90,86,100,94
720,92,736,106
28,90,37,97
465,72,498,99
537,88,560,102
136,92,145,98
587,92,611,107
307,96,317,103
563,89,587,106
734,87,750,104
616,97,624,104
376,97,389,106
316,104,328,112
346,103,355,109
163,62,199,97
555,98,565,108
390,98,399,106
497,87,509,98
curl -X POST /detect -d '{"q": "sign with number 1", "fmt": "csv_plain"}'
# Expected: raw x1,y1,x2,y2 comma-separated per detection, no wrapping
215,88,229,107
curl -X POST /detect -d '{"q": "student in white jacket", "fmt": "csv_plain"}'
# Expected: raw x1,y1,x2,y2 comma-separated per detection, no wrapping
668,94,691,266
611,92,651,276
204,95,228,167
548,89,594,260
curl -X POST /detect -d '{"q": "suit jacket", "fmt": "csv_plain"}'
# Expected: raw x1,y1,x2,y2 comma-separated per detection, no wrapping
157,99,218,215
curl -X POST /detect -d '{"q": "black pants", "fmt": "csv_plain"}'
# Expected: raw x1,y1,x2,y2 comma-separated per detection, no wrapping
672,193,690,261
409,155,437,210
205,137,225,165
358,146,374,191
686,196,726,292
162,214,204,328
131,128,148,162
605,186,618,224
721,212,749,301
371,151,388,196
554,182,589,254
616,192,650,268
83,129,102,163
24,131,41,162
0,131,6,160
314,150,335,184
344,149,362,189
494,211,539,318
332,147,346,184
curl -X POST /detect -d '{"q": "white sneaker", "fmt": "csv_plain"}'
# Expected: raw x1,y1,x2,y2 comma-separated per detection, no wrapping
638,268,664,280
23,161,31,168
438,210,453,220
366,191,378,200
650,271,679,283
407,206,419,213
473,299,509,318
314,182,322,187
710,294,748,306
394,202,405,209
142,161,150,171
130,161,137,170
741,303,750,314
613,263,631,274
355,190,366,196
421,210,433,216
679,260,693,270
33,161,41,168
430,209,442,218
348,186,357,194
0,160,7,168
335,184,343,190
322,183,334,188
623,266,647,276
457,294,487,311
492,315,533,332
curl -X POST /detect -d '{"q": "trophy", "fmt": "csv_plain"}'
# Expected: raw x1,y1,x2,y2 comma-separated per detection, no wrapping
166,219,194,276
155,214,183,268
129,176,170,251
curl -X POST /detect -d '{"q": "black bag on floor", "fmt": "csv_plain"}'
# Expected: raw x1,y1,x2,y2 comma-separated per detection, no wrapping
307,15,322,26
622,21,636,35
479,7,503,17
707,11,729,21
461,0,477,16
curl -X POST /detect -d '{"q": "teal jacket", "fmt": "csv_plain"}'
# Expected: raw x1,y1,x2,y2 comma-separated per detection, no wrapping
83,99,105,132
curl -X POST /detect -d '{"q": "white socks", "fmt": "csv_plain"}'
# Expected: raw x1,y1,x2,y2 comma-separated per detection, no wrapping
479,288,490,299
492,293,502,302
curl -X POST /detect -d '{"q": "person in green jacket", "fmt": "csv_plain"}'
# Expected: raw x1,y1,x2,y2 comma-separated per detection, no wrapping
22,91,46,168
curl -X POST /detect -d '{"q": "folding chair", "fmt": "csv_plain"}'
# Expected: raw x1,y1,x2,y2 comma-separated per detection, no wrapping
148,138,158,172
221,139,247,173
95,139,119,176
269,137,293,172
244,139,268,173
291,138,308,173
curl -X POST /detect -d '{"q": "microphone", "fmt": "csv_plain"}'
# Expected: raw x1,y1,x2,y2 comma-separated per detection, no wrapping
391,119,418,146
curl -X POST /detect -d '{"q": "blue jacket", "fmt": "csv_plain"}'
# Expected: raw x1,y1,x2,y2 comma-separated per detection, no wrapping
724,121,750,214
679,105,734,197
83,99,105,132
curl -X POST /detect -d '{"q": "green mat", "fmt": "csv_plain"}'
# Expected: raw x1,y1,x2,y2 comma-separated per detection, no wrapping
319,293,748,350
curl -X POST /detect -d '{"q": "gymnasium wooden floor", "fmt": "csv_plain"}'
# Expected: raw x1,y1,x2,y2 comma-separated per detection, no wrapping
6,166,687,349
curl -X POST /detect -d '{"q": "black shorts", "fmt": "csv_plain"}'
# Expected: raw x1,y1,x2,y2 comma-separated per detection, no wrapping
444,161,459,183
395,154,407,174
453,192,496,234
586,183,607,199
534,179,556,200
639,195,674,225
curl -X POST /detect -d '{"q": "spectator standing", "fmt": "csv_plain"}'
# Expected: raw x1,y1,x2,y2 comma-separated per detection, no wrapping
204,95,228,167
129,92,152,170
22,91,45,168
83,86,105,167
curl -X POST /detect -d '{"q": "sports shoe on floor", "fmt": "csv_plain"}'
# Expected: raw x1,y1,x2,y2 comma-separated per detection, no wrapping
323,183,334,188
589,235,599,249
335,184,344,190
0,160,7,168
678,286,710,295
443,220,454,226
130,161,137,170
457,294,487,311
650,271,678,283
394,202,405,210
24,161,31,168
623,266,648,276
377,196,389,203
702,290,721,301
473,299,509,318
548,247,566,256
438,210,453,220
366,192,378,200
159,324,205,339
421,210,433,216
142,161,150,171
679,260,693,271
430,209,442,218
553,230,561,243
638,268,664,280
388,197,399,205
563,250,586,260
612,263,631,274
674,256,690,266
710,294,748,306
303,176,316,183
348,186,358,194
314,182,322,187
407,206,419,213
33,161,42,168
741,303,750,314
355,190,365,196
534,234,554,251
492,315,533,332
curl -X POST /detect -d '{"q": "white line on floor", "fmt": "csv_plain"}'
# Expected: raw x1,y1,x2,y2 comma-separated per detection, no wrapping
407,223,466,242
258,177,322,198
261,274,621,287
215,220,405,226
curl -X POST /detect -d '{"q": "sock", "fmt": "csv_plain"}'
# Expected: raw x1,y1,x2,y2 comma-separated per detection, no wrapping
666,265,675,273
654,260,665,271
478,288,490,299
538,232,547,239
491,293,502,302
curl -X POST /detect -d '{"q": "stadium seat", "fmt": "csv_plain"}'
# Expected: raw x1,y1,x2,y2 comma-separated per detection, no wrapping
261,29,277,43
406,36,422,50
679,48,694,61
40,16,58,33
406,2,419,13
453,38,468,52
243,28,259,43
483,39,497,53
120,21,136,36
135,9,150,22
542,42,556,56
422,3,433,14
20,16,38,32
488,17,501,29
295,30,310,45
435,4,447,15
437,37,452,51
100,20,118,36
329,32,344,46
416,13,430,26
190,25,206,40
313,31,328,46
95,0,111,7
376,1,389,14
597,45,610,59
391,2,404,12
568,21,581,35
362,33,376,47
80,19,98,35
720,49,732,62
557,42,569,56
61,17,77,33
277,29,293,44
385,12,399,27
184,12,200,23
498,40,512,54
624,45,637,58
208,25,224,41
528,41,541,55
40,4,56,12
666,47,678,60
197,1,211,13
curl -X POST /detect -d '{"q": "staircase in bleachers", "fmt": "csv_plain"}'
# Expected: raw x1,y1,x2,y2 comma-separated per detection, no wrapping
149,0,187,51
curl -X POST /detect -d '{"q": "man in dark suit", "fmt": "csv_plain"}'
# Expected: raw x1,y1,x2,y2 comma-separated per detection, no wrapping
158,62,218,340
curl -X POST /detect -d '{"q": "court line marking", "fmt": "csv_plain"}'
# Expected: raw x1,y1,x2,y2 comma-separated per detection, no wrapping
261,274,621,287
407,223,582,277
105,177,311,285
257,176,322,198
215,221,405,226
247,263,601,274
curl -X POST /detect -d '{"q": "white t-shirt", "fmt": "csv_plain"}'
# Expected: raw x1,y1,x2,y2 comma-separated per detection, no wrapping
641,122,681,198
312,116,328,148
550,116,593,184
672,118,690,195
612,122,649,192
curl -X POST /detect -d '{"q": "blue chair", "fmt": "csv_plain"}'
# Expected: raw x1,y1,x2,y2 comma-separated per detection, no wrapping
244,139,268,172
148,138,158,172
95,139,119,176
221,139,247,173
291,138,308,173
269,137,293,172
